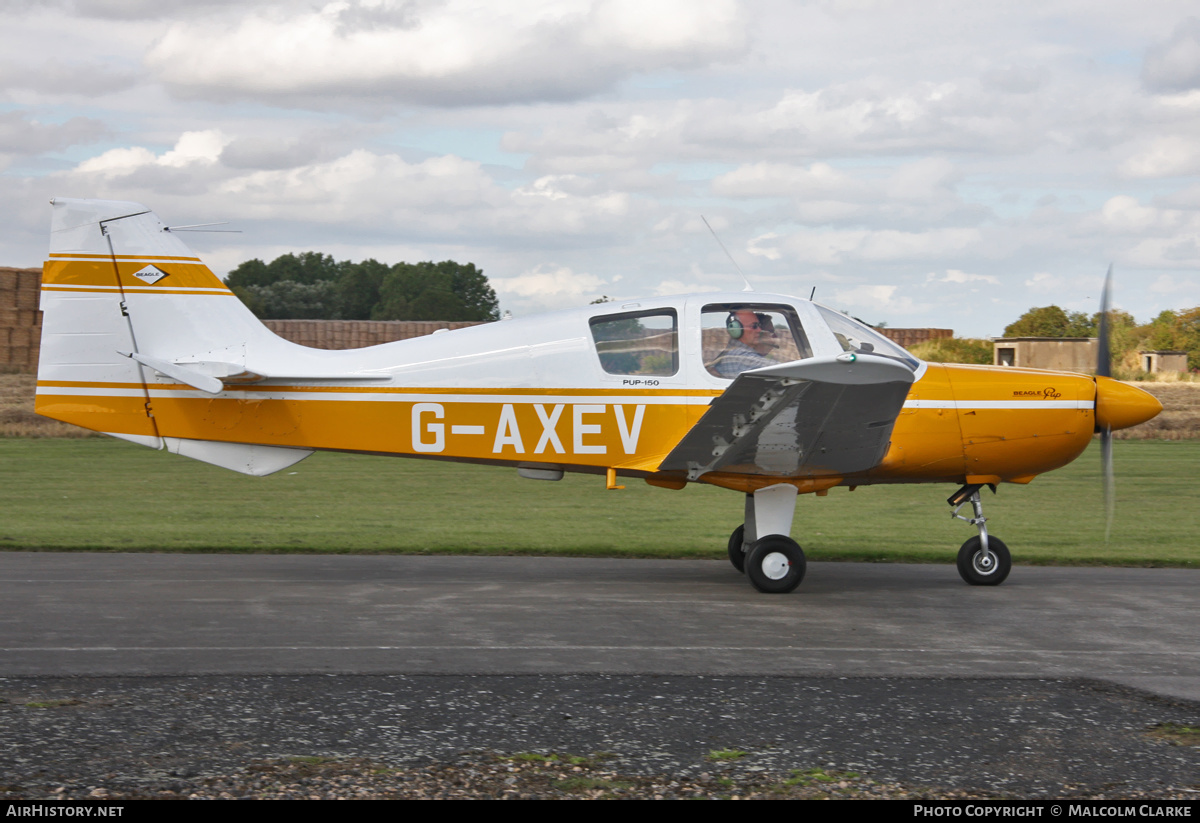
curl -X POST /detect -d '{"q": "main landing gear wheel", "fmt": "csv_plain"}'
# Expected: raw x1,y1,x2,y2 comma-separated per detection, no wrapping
956,536,1011,586
727,524,747,573
745,536,806,594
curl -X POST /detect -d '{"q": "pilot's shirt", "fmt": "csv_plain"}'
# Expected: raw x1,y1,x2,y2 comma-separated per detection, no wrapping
712,340,775,378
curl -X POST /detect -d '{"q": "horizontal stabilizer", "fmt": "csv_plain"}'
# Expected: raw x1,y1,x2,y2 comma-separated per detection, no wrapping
123,351,224,394
659,353,914,480
124,352,393,393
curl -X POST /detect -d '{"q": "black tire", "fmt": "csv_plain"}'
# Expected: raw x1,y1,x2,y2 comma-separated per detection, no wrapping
745,535,806,594
727,524,747,573
956,536,1011,586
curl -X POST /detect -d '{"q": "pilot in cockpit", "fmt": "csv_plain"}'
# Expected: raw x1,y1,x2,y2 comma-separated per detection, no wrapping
751,312,779,357
711,309,779,378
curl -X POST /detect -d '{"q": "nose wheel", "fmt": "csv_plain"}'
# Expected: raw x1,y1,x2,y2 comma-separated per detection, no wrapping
956,535,1011,586
949,484,1011,586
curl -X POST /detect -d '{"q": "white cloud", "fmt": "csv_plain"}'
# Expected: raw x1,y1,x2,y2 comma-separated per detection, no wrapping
22,0,245,21
749,227,983,266
712,161,860,199
713,157,968,226
1142,17,1200,92
980,65,1048,95
493,264,604,297
925,269,999,286
1019,272,1112,312
653,278,720,296
218,150,493,217
491,264,609,311
76,130,229,176
74,146,159,176
0,111,107,155
219,134,337,170
159,130,229,167
1023,272,1063,293
57,134,644,243
1148,273,1199,295
1099,195,1195,236
145,0,747,106
883,157,960,203
746,232,782,261
1122,236,1200,268
757,85,949,141
0,59,139,96
518,81,997,170
831,284,925,316
1121,135,1200,179
516,175,587,201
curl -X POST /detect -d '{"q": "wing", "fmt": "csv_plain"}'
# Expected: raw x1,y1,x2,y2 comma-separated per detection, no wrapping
658,353,916,481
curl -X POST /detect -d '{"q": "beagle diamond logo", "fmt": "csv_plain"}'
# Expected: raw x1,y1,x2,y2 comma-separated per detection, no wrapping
132,264,168,285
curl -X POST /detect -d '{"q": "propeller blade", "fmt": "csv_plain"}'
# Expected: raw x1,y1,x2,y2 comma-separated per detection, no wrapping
1097,264,1115,541
1096,264,1112,378
1101,426,1114,541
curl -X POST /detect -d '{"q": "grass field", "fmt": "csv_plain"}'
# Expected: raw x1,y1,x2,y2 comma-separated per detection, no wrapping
1,438,1195,567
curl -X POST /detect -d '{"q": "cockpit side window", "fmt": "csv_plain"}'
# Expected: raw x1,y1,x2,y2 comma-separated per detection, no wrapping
590,309,678,376
701,304,813,379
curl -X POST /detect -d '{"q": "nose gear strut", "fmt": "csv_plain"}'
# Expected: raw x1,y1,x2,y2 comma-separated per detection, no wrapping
947,483,1012,586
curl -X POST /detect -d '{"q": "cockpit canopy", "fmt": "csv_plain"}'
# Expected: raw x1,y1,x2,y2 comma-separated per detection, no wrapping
587,297,919,380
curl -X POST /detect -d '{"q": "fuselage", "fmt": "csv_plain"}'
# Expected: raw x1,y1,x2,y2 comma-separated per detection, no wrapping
35,238,1155,494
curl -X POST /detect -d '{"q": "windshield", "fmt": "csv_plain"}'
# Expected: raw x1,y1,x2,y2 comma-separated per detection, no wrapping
814,305,919,370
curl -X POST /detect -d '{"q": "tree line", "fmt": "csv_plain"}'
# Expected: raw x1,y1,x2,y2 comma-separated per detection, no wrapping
898,303,1199,373
226,252,499,322
1004,305,1200,371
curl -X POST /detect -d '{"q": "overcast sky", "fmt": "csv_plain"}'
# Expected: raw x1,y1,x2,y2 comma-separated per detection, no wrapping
3,0,1198,336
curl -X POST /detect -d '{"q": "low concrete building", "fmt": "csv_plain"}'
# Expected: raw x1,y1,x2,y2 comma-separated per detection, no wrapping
1139,351,1188,374
992,337,1098,372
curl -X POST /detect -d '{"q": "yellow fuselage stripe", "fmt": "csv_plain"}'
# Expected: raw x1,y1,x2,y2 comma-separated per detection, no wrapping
35,366,1097,488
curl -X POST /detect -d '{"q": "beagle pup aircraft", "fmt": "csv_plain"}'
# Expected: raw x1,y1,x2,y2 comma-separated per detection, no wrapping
35,198,1163,593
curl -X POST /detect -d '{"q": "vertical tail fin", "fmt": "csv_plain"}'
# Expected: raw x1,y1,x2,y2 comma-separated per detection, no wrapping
37,198,312,475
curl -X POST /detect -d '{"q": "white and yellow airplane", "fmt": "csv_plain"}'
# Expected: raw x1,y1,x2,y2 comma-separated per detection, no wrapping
35,198,1163,593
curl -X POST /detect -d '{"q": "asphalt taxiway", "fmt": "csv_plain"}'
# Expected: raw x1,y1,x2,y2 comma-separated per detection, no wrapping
2,553,1197,796
2,553,1196,701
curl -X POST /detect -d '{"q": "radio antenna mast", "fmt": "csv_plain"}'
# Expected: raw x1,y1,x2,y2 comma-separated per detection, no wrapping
701,215,753,292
